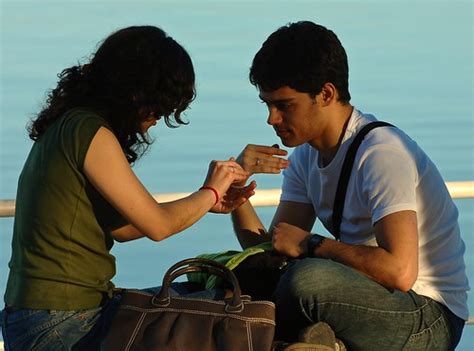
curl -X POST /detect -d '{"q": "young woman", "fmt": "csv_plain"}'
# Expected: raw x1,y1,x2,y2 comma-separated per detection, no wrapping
1,25,255,350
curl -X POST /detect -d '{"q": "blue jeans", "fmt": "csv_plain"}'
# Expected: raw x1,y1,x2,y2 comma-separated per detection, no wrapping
0,283,224,351
274,258,464,350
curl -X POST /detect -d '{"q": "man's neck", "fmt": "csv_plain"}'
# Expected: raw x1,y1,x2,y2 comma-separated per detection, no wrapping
315,104,354,167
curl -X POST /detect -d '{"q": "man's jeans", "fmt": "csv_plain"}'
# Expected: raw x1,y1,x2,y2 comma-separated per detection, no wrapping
0,283,224,351
274,258,465,350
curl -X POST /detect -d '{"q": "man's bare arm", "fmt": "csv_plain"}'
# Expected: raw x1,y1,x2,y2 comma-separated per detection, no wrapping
232,200,316,249
273,210,419,291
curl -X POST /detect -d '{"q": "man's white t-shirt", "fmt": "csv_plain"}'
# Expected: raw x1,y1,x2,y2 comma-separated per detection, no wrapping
281,108,469,320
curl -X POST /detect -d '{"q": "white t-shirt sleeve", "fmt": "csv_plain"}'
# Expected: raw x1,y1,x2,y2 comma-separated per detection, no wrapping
359,145,418,224
281,149,311,204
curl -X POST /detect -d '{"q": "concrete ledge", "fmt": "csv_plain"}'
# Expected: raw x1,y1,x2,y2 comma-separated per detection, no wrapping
1,181,473,218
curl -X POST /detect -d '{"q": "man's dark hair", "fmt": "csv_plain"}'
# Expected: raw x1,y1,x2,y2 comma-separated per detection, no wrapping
249,21,351,103
28,26,195,163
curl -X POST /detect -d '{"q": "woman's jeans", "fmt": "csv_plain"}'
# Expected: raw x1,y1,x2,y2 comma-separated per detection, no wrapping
274,258,465,351
0,283,224,351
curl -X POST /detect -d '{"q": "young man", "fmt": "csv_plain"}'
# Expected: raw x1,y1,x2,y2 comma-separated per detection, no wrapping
231,21,468,350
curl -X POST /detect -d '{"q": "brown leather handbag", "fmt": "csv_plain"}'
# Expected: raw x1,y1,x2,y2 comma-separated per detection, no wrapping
102,258,276,351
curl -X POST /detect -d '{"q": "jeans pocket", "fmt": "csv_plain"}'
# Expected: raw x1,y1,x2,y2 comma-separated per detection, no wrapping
406,314,451,351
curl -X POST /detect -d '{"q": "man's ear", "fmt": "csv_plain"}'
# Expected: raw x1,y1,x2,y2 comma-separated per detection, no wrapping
318,83,337,106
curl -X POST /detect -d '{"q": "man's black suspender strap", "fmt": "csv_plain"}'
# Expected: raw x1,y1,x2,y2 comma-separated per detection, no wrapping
332,121,394,241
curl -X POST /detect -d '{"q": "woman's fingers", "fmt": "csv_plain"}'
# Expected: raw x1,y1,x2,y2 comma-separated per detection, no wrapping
204,160,250,197
221,187,256,212
231,182,256,198
216,160,250,178
210,186,256,213
222,161,250,179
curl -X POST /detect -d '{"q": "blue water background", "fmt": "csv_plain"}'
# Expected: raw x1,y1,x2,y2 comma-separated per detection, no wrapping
1,0,473,348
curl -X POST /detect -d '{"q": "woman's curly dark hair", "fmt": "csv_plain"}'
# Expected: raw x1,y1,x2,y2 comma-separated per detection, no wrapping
28,25,195,163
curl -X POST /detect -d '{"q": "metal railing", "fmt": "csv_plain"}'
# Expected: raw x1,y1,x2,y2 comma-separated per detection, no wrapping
1,180,473,325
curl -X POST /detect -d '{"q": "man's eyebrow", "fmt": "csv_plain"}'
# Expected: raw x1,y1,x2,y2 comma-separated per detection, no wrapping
259,96,295,104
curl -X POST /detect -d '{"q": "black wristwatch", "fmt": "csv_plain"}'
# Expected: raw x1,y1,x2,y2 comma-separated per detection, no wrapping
306,234,326,257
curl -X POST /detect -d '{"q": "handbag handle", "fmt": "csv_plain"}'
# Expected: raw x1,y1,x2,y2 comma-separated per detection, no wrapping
152,258,244,312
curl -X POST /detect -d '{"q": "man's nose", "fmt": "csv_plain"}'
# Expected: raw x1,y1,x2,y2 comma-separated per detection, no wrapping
267,108,282,126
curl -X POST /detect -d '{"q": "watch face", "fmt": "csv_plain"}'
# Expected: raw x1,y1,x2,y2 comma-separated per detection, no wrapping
307,234,325,257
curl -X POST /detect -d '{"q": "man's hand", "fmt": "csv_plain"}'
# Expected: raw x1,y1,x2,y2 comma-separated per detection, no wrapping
235,144,289,185
272,222,311,258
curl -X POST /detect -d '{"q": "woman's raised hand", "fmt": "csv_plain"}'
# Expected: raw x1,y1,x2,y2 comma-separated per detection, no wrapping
201,145,289,213
202,159,253,213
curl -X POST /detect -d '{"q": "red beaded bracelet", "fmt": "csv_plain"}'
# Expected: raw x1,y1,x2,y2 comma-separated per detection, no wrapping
199,186,219,206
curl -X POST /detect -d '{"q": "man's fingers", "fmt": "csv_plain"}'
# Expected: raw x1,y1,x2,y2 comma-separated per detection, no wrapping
254,157,290,169
246,144,288,156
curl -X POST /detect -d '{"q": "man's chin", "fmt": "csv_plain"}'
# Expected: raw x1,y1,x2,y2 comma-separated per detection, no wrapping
279,137,299,148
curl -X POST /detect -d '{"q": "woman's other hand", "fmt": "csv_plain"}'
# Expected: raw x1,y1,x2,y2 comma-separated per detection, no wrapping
211,181,257,213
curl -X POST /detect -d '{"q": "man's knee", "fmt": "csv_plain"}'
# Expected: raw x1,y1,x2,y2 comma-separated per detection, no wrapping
276,258,351,302
273,258,351,340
